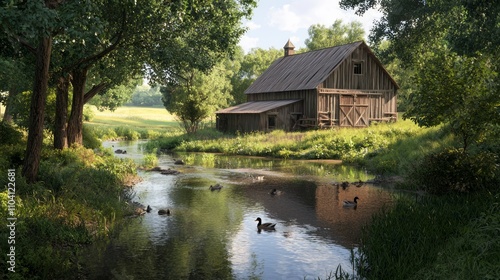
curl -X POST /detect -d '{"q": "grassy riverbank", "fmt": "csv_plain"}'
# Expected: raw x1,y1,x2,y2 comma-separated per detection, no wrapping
0,123,140,279
144,119,455,178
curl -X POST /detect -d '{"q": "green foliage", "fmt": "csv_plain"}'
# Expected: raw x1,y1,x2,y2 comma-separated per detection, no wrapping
113,126,141,140
161,59,235,134
129,85,163,107
148,120,451,176
81,124,101,148
409,200,500,280
0,122,24,145
231,47,282,103
305,19,365,51
0,140,138,279
405,48,498,150
142,150,158,169
410,149,499,195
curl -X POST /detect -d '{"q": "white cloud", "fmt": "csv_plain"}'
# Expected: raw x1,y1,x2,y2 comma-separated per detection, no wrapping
268,0,381,38
239,35,260,53
245,21,262,30
269,4,308,32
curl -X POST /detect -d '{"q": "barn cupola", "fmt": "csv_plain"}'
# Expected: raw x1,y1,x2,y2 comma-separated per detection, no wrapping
283,39,295,57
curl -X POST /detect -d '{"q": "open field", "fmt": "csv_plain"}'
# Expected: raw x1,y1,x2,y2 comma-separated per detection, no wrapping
86,105,179,130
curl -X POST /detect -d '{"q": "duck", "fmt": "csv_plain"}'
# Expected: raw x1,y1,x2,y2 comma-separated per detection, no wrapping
146,205,152,213
158,208,171,215
209,184,223,191
343,196,359,207
270,188,283,195
255,217,276,230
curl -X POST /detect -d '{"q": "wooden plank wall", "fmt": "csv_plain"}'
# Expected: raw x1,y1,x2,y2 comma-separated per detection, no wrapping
319,45,397,92
246,90,315,119
216,101,304,133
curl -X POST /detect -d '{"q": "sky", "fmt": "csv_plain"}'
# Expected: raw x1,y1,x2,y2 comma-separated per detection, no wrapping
238,0,382,53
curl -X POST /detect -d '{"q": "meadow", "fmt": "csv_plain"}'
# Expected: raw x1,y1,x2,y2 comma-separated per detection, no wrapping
83,105,183,143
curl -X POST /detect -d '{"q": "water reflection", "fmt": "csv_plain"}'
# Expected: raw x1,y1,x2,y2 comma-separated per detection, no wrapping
82,141,396,279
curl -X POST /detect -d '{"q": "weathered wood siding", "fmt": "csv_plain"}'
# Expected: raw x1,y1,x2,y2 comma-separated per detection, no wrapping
316,44,398,125
216,101,303,133
246,90,315,118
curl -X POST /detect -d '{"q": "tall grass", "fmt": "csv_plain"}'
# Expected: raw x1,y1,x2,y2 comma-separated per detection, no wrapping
148,120,457,176
356,192,499,280
0,141,139,279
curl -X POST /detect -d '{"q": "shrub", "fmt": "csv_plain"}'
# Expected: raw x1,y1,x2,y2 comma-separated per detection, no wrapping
82,125,102,149
0,122,24,145
411,149,499,194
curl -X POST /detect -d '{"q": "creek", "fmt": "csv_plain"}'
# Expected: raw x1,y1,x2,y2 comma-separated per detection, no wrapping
80,140,397,279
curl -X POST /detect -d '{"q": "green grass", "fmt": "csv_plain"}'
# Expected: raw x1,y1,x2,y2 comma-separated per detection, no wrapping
357,192,499,280
86,105,179,129
147,119,457,176
84,105,186,141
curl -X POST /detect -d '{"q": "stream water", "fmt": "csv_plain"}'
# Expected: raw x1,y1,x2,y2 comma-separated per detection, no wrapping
79,140,397,279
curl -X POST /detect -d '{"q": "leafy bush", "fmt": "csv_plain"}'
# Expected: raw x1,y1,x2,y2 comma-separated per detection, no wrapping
0,122,24,145
411,149,499,194
82,124,102,149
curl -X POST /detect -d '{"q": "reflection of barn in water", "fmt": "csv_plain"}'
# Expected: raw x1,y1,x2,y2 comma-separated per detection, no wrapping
241,176,394,248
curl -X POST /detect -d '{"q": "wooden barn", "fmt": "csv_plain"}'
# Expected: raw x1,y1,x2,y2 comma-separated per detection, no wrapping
216,40,398,133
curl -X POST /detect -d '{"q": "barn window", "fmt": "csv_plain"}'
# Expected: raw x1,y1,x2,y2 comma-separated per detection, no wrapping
268,115,277,129
354,62,362,75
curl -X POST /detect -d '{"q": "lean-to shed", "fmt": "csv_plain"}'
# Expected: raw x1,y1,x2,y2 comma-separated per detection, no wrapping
216,40,398,133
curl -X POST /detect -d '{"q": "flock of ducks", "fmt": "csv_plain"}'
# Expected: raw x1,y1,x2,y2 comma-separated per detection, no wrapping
132,163,362,232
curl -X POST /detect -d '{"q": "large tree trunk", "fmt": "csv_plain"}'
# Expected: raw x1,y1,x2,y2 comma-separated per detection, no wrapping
67,68,87,146
54,75,70,149
22,36,53,183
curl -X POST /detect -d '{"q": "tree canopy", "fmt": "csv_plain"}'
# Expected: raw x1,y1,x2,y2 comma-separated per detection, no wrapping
0,0,256,182
304,19,365,50
340,0,500,150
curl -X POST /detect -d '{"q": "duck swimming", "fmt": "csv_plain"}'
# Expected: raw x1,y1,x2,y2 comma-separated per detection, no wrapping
343,196,359,207
158,208,171,215
209,184,223,191
270,189,283,195
255,217,276,230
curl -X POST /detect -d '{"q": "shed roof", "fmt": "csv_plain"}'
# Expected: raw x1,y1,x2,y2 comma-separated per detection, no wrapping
244,41,398,94
216,100,301,114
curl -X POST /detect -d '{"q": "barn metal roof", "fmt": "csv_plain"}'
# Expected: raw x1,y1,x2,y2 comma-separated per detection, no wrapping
244,41,397,94
216,100,301,114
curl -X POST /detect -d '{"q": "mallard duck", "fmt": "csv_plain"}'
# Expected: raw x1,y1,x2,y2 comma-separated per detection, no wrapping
255,217,276,230
146,205,152,213
158,208,171,215
209,184,223,191
270,188,283,195
343,196,359,207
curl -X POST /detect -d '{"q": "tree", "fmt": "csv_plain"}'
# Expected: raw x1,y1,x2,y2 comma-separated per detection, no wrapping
0,0,67,182
304,20,365,51
162,59,235,133
406,48,497,150
231,47,282,103
1,0,256,182
340,0,500,151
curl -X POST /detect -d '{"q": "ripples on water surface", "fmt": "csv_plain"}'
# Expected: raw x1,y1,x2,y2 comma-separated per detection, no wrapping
81,141,396,279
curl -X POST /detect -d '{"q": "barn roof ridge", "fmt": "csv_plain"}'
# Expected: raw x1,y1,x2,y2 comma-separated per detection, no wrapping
244,40,398,94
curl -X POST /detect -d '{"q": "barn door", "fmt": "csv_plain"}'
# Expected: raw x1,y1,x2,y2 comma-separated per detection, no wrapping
339,94,369,127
